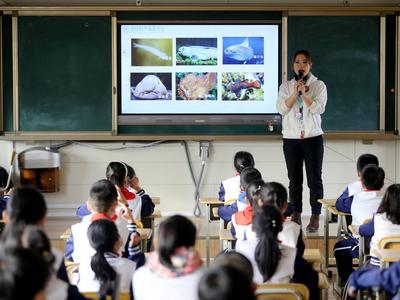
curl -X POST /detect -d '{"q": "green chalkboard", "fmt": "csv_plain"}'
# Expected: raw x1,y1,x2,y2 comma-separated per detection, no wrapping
288,16,380,131
2,14,13,132
18,16,112,131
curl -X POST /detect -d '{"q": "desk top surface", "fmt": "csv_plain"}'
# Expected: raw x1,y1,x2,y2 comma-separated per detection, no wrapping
200,197,223,205
372,249,400,262
318,199,337,207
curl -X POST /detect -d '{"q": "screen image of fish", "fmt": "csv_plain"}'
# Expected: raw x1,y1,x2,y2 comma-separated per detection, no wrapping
119,24,279,116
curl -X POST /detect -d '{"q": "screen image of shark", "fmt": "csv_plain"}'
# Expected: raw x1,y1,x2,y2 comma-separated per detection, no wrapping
176,38,218,65
222,72,264,100
222,37,264,65
131,73,172,100
131,39,173,66
176,72,217,100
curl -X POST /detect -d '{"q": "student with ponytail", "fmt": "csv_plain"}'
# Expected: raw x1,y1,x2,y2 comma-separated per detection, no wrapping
77,219,138,298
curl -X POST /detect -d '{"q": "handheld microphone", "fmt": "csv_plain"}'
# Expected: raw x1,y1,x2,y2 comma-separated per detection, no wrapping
297,70,304,95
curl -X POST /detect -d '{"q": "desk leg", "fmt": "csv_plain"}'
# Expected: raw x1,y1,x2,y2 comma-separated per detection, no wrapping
324,206,329,271
206,205,210,266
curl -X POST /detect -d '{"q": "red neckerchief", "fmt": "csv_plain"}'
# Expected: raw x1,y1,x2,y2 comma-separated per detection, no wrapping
121,188,136,201
90,213,117,222
235,205,253,225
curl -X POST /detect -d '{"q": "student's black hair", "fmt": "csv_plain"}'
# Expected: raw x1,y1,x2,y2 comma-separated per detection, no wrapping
292,50,312,65
89,179,118,214
245,179,265,207
198,266,255,300
0,247,49,300
357,154,379,173
233,151,255,174
88,219,119,300
106,162,128,187
1,187,47,249
240,167,262,190
157,215,196,269
377,184,400,225
361,164,385,191
126,164,136,180
0,166,12,192
22,225,56,267
213,251,254,282
253,204,282,282
252,182,288,212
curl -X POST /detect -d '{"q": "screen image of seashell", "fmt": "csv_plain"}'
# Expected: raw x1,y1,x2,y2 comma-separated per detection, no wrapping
133,75,169,100
177,73,217,100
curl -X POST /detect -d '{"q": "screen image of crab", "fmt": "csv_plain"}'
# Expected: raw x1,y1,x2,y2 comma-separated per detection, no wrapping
130,73,172,100
131,38,173,67
222,37,264,65
175,72,218,101
176,38,218,66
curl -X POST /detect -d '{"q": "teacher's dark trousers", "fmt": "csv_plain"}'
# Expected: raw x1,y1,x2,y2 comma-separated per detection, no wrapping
283,135,324,215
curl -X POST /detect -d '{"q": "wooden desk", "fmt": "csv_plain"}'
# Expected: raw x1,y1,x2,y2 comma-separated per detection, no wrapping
200,197,223,265
219,228,235,251
152,196,160,205
142,210,161,232
372,249,400,268
318,198,337,271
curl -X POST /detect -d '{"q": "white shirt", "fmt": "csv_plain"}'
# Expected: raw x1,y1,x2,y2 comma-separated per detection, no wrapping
78,255,136,293
276,73,327,139
221,176,241,205
236,239,296,284
370,213,400,255
132,266,203,300
351,190,382,226
279,220,301,249
347,180,363,197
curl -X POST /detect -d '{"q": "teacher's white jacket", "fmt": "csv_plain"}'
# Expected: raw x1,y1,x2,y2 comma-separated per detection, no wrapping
276,73,327,139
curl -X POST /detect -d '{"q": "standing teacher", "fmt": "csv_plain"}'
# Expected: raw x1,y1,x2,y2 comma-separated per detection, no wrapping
276,50,327,233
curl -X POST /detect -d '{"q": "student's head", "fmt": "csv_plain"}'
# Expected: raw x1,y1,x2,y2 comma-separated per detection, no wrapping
198,266,255,300
0,166,12,193
360,164,385,191
21,225,55,267
245,179,265,207
126,164,136,180
157,215,197,269
292,50,312,76
6,187,47,226
377,184,400,225
88,179,118,214
240,167,262,190
106,162,129,188
87,219,119,298
252,182,288,212
357,154,379,175
233,151,255,174
253,204,283,282
0,247,49,300
213,251,253,283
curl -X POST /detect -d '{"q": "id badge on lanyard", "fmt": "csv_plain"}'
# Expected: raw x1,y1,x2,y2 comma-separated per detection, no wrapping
296,97,305,139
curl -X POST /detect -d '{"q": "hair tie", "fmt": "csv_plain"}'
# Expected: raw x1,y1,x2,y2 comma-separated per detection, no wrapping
256,185,262,192
119,161,128,179
272,219,276,228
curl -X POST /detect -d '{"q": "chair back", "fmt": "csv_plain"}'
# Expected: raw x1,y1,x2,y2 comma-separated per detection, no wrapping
378,236,400,250
255,283,309,300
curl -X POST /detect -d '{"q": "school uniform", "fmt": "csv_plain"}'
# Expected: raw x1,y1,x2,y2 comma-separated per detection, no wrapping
218,175,241,205
132,266,203,300
231,206,254,242
78,253,137,294
335,180,362,213
218,191,246,222
334,190,382,283
65,215,131,263
349,261,400,298
368,213,400,266
236,239,296,284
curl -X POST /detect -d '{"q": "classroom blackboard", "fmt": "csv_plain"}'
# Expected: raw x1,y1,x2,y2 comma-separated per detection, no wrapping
18,16,112,131
288,16,380,131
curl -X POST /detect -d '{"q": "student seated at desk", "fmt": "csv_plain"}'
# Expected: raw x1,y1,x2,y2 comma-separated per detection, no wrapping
334,164,385,284
132,215,203,300
65,179,143,268
218,151,255,206
357,184,400,268
78,219,139,298
217,167,262,223
348,261,400,299
335,153,379,215
77,162,155,221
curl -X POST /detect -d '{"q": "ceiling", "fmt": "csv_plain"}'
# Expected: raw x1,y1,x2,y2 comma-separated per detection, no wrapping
0,0,399,6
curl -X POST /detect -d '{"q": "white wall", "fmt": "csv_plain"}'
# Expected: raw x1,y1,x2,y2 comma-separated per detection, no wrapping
0,139,398,217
